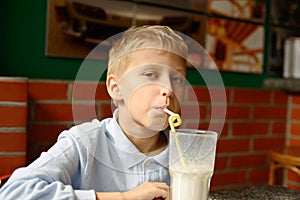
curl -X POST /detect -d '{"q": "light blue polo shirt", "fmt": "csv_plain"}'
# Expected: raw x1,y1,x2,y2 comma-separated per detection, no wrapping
0,110,170,200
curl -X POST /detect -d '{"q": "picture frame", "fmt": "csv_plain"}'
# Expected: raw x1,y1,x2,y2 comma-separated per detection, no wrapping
204,0,266,74
45,0,206,60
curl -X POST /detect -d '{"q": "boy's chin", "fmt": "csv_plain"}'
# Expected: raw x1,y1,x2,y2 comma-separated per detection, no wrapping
146,120,169,132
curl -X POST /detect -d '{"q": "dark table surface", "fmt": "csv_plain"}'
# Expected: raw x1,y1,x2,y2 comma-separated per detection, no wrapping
209,185,300,200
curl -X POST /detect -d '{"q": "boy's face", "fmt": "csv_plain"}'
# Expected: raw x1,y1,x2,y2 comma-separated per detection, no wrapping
116,49,186,135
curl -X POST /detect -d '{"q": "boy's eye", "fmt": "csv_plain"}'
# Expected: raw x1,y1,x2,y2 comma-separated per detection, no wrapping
171,76,184,84
144,72,158,79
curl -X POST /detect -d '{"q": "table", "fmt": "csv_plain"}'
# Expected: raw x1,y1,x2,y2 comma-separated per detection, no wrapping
209,185,300,200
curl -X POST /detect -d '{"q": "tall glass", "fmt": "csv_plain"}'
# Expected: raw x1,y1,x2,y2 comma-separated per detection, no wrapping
169,129,218,200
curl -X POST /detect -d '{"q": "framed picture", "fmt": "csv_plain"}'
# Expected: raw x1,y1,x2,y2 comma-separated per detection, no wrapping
45,0,206,60
207,0,266,22
204,0,265,74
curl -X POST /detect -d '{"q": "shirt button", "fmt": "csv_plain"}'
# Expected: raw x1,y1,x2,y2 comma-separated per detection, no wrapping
145,160,152,167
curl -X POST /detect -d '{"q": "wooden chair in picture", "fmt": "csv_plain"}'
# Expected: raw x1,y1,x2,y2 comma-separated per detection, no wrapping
207,0,263,73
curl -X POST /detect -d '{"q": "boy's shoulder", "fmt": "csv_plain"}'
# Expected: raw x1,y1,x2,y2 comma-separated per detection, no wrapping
70,118,113,135
73,119,103,132
59,118,113,143
56,118,116,155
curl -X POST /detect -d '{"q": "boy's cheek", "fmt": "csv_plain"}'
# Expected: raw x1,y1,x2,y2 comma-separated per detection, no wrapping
173,90,184,104
171,98,182,115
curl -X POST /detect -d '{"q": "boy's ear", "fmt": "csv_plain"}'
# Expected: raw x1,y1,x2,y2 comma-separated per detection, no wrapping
106,75,122,100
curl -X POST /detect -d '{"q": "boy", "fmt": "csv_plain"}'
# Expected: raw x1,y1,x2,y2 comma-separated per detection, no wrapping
0,25,188,200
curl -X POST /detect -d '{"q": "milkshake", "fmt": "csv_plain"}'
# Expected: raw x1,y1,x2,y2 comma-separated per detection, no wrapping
169,165,213,200
168,129,218,200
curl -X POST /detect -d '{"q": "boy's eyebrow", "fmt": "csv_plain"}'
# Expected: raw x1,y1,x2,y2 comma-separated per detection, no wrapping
146,63,185,70
135,64,186,75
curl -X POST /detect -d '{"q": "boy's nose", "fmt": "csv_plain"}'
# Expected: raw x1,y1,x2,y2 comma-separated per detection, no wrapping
161,86,174,99
160,76,174,98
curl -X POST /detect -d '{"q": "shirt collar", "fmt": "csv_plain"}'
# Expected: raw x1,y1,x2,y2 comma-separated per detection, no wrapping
105,109,169,169
152,140,169,168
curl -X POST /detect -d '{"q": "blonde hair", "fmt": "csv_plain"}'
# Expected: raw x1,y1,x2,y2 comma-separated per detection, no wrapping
107,25,188,77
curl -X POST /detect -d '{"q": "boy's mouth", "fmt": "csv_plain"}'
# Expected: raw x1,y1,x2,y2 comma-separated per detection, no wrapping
154,105,170,113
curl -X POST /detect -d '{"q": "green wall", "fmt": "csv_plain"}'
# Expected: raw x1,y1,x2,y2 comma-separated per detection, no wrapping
1,0,279,87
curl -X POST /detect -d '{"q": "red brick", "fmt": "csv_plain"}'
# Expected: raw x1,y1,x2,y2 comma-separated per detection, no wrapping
34,103,97,122
0,156,26,176
28,124,68,143
253,137,285,151
230,154,267,168
184,122,199,130
211,171,246,186
232,122,269,136
189,122,205,130
181,105,207,120
72,82,110,101
209,104,227,120
290,123,300,136
273,91,288,104
289,139,300,146
272,122,287,135
291,94,300,105
248,168,269,182
291,108,300,120
27,143,54,164
184,122,199,129
226,105,250,119
73,103,99,122
100,103,114,119
253,106,287,120
96,84,111,101
0,80,27,102
0,132,26,152
215,156,227,170
29,81,68,100
188,87,229,103
188,87,210,102
206,87,229,103
28,144,53,163
217,123,229,136
233,89,271,104
0,106,27,127
217,139,249,153
26,146,38,164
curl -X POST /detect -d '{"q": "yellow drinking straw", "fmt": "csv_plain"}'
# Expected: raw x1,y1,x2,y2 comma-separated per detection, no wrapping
164,108,187,167
163,108,181,132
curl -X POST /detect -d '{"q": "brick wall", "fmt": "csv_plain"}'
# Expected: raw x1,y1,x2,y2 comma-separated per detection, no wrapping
0,78,28,176
209,88,288,190
289,94,300,146
27,80,112,163
286,94,300,190
1,78,297,191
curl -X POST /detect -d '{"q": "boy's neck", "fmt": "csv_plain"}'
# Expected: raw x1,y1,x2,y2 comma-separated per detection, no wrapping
116,110,168,154
126,131,167,155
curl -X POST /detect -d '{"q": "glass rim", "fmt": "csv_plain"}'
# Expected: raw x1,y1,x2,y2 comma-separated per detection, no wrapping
170,129,218,136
